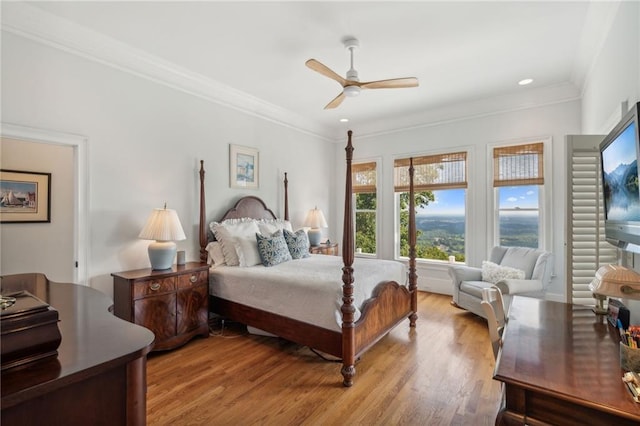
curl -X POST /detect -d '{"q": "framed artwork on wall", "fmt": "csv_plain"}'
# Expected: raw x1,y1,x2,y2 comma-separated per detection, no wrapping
0,169,51,223
229,144,259,189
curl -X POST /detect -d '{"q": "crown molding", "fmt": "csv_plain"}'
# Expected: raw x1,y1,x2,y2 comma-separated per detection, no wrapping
1,2,334,142
331,82,582,142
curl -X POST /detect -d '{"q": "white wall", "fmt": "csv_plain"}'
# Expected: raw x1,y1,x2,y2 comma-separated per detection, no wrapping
336,102,581,299
0,138,75,282
581,1,639,133
1,33,334,298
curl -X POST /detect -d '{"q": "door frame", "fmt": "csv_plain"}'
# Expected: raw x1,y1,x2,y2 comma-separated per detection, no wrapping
1,123,89,284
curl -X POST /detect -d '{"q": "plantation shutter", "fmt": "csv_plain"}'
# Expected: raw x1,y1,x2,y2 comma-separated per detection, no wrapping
352,162,377,194
493,142,544,187
394,152,467,192
566,135,617,305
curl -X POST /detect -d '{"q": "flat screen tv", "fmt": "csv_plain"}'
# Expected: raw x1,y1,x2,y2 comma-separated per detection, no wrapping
600,101,640,252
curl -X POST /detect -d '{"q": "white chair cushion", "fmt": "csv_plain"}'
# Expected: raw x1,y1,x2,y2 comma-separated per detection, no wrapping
481,260,525,284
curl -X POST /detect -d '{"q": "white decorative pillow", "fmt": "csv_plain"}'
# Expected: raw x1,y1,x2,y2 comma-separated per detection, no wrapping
235,235,262,267
481,260,525,284
209,217,255,235
205,242,226,267
257,219,293,236
211,219,260,266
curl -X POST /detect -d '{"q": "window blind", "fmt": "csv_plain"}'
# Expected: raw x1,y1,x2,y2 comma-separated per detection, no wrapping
493,142,544,187
352,162,377,194
567,137,617,305
394,152,467,192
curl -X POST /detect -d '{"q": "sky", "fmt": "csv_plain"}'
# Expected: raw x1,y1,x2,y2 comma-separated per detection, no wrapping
418,186,539,215
601,121,637,174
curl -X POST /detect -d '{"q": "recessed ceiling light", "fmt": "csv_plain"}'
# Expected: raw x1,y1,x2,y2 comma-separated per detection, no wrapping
339,118,349,123
518,78,533,86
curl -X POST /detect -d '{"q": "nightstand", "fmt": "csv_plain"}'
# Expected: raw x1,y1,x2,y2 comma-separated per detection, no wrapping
310,243,339,256
112,262,209,351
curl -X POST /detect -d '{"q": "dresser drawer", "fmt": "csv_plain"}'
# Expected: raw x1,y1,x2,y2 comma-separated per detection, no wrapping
177,270,208,290
133,277,175,299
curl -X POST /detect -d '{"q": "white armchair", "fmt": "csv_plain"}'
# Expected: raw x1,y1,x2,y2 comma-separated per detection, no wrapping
449,246,553,319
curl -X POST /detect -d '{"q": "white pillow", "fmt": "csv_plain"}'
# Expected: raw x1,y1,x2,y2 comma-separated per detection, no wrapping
209,217,255,235
481,260,525,284
257,218,293,235
211,219,260,266
235,234,262,267
205,242,226,267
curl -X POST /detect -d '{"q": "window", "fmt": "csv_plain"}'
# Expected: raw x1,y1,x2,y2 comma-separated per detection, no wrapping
394,152,467,262
493,142,544,248
496,185,539,247
353,161,377,255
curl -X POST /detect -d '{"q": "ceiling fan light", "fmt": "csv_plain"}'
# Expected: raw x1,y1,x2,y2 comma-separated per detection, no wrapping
343,85,360,97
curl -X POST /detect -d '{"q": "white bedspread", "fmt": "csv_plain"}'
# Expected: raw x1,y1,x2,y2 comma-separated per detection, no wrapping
209,254,407,332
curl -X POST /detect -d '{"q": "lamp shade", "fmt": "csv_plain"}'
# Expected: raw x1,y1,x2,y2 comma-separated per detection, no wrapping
139,206,186,270
304,207,328,229
304,207,328,247
589,264,640,299
139,208,186,242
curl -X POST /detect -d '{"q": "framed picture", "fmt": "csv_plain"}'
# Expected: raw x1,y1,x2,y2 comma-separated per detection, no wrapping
0,169,51,223
229,144,259,189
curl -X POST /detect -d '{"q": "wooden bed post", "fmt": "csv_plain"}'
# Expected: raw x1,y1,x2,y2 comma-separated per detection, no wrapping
408,158,418,326
341,130,356,387
199,160,207,264
284,172,289,221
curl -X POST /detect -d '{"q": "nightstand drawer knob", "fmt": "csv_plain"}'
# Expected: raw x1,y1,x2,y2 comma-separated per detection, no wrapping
149,282,161,291
189,275,197,283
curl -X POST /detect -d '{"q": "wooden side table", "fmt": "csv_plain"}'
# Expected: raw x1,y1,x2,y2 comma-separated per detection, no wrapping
310,243,339,256
112,262,209,351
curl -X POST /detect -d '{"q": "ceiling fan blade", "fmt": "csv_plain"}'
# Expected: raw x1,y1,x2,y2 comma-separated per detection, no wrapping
324,92,346,109
306,59,347,86
359,77,419,90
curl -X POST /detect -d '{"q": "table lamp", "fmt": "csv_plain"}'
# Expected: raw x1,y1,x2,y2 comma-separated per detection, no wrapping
589,264,640,314
304,207,327,247
138,204,186,270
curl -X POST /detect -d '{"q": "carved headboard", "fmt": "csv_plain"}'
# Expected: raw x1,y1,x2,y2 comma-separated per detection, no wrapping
219,196,278,222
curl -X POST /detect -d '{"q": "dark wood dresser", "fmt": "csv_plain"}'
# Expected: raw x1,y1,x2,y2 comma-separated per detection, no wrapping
0,273,154,426
112,262,209,351
494,296,640,425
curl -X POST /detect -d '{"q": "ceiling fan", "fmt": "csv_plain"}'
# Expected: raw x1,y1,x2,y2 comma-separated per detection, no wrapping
306,37,419,109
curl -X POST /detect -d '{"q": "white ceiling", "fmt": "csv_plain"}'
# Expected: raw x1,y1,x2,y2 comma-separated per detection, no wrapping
14,1,613,139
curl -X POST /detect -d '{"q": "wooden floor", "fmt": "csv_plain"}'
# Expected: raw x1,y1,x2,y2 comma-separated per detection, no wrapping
146,292,503,425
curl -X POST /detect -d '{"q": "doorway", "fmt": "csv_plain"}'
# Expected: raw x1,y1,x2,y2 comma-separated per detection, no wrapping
0,123,88,284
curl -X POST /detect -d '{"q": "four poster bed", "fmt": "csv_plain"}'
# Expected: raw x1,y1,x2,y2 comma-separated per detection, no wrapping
197,131,418,386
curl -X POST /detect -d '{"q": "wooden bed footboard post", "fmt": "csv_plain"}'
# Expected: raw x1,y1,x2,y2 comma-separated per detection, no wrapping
408,158,418,326
199,160,207,264
341,130,356,387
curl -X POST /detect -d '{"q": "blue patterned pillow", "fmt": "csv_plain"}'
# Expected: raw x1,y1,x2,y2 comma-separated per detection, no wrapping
256,230,292,267
283,229,310,259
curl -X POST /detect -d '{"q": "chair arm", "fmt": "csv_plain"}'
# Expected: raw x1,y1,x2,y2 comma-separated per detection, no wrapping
449,266,482,285
494,279,543,295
